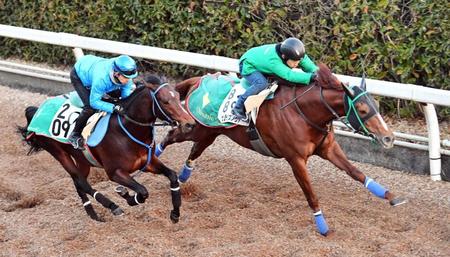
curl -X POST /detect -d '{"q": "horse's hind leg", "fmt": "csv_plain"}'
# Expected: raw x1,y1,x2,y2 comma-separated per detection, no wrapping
72,179,100,221
317,137,406,206
287,157,330,236
46,147,123,219
62,159,100,220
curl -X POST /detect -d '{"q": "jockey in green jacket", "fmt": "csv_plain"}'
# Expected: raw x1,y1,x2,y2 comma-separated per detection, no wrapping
232,37,318,120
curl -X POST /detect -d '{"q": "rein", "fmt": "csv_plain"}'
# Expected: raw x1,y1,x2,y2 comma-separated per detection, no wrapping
115,82,175,170
280,84,315,109
281,82,374,138
292,86,330,134
117,115,154,171
122,115,173,127
281,84,334,134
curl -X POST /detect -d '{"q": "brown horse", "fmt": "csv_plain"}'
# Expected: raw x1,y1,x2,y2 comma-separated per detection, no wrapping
18,74,196,222
156,64,406,235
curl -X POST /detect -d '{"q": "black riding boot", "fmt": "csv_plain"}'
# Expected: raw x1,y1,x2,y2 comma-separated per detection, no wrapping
231,95,248,121
68,108,94,150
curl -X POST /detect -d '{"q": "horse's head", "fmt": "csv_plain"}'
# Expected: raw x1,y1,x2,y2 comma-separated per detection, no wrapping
141,74,195,133
341,76,394,148
313,64,394,148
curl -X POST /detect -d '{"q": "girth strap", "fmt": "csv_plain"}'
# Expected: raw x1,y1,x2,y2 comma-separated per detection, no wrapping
246,120,279,158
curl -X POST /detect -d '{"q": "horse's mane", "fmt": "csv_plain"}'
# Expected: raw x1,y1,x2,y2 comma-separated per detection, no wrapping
143,74,165,85
315,63,342,90
121,74,165,108
265,63,342,90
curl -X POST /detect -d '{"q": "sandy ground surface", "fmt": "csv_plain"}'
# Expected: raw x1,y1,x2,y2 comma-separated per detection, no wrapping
0,85,449,257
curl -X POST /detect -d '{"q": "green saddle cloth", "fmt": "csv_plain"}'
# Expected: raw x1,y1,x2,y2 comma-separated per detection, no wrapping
187,74,247,127
27,92,82,143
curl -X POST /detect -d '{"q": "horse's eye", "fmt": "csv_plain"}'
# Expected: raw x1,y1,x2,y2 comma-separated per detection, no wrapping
355,102,369,117
359,107,369,117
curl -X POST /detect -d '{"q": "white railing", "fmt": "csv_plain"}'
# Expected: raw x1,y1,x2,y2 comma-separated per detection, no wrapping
1,24,449,180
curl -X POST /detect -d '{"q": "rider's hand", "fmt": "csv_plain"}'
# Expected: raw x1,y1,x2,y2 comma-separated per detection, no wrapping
113,105,125,115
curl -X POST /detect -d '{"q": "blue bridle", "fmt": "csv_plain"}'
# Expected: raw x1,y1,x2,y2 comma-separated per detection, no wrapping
150,83,175,125
117,82,174,171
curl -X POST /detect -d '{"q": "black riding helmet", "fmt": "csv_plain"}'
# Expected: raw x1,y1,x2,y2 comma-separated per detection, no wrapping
280,37,305,61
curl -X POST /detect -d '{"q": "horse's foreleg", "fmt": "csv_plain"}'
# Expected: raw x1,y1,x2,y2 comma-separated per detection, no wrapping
318,139,406,206
178,134,219,183
145,158,181,223
287,157,330,236
110,169,149,207
156,126,192,157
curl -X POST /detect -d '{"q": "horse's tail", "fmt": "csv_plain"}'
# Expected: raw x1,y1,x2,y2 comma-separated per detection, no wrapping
17,106,42,155
175,76,201,101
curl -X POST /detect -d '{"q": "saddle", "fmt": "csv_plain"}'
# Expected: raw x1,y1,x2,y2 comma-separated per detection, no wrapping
244,82,278,124
186,73,279,127
27,91,112,147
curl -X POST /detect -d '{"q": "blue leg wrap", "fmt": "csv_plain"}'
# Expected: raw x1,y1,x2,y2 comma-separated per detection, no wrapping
178,163,193,183
365,176,387,199
314,210,329,235
155,143,164,157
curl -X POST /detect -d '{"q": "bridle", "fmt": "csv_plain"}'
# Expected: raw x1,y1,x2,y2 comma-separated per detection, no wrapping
120,83,176,127
115,82,177,171
281,82,377,138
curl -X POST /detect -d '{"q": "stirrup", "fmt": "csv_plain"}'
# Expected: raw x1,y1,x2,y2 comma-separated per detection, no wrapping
232,108,248,121
69,136,85,150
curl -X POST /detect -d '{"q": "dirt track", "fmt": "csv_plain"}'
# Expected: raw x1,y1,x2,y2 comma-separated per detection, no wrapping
0,85,449,257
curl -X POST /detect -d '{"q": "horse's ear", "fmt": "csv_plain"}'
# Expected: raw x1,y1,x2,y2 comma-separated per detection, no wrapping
360,74,367,91
342,83,355,99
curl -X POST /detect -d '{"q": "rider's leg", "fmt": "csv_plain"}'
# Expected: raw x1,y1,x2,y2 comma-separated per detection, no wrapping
69,68,90,105
69,107,95,149
232,71,268,119
68,68,94,150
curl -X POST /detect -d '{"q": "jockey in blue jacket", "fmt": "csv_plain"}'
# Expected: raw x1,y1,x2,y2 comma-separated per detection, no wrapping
68,54,138,149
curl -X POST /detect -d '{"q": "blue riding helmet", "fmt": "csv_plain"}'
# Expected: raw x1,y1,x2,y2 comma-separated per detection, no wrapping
113,55,138,79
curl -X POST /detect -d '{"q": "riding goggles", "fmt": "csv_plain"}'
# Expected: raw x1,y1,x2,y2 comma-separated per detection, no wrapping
113,63,137,78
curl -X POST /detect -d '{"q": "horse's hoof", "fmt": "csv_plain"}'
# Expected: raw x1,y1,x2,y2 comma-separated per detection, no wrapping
115,186,128,197
390,197,407,207
89,214,104,222
112,207,125,216
170,210,180,223
319,229,335,237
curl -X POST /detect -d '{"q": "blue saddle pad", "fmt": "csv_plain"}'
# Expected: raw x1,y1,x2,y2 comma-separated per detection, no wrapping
87,114,112,147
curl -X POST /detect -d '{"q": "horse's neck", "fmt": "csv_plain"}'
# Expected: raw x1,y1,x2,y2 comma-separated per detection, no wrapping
322,88,346,117
121,91,156,141
293,86,346,125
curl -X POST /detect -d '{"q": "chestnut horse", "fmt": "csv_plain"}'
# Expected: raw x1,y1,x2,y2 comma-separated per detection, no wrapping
156,64,406,235
18,74,195,222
